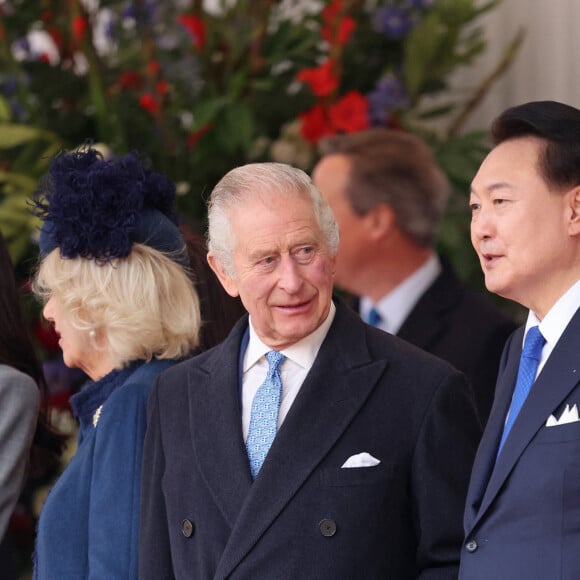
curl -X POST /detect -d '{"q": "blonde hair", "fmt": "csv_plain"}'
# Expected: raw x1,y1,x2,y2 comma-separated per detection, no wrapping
34,244,201,369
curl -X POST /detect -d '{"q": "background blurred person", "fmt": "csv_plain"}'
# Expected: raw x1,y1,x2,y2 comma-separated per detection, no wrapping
312,128,517,426
31,147,201,579
0,230,62,580
180,224,245,351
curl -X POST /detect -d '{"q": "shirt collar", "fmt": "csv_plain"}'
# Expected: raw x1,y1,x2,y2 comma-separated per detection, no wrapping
526,279,580,348
244,301,336,372
361,253,441,334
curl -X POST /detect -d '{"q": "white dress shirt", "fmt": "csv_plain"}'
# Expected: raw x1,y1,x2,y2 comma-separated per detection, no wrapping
241,302,336,441
360,253,441,334
525,279,580,377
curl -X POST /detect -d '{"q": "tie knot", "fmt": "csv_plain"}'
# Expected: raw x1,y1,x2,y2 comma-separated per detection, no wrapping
367,307,382,326
522,326,545,361
265,350,286,372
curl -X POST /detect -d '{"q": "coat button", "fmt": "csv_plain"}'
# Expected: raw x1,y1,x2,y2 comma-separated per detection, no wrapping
181,519,194,538
319,518,337,537
465,539,478,553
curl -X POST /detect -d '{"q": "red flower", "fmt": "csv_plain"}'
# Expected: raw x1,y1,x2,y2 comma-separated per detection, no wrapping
328,91,370,133
322,16,355,46
155,80,169,95
322,0,345,24
139,93,160,115
178,14,206,49
46,27,64,50
321,0,355,46
72,16,89,43
147,60,160,76
186,123,213,149
299,104,336,144
117,71,143,90
296,59,339,98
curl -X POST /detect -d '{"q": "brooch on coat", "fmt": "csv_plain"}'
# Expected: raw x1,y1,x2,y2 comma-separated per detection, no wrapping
93,404,103,427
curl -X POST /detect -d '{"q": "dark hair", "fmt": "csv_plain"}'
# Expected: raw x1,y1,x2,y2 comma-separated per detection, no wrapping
0,232,64,457
491,100,580,189
180,225,245,351
317,128,449,247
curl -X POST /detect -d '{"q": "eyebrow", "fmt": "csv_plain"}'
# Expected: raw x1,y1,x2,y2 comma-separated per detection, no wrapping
470,181,514,195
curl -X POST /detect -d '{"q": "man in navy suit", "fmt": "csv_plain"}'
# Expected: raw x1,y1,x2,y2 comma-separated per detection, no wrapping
461,100,580,580
139,162,481,579
312,128,516,427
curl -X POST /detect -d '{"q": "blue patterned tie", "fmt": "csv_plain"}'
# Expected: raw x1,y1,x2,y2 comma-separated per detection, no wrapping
246,351,286,479
367,307,382,327
497,326,545,457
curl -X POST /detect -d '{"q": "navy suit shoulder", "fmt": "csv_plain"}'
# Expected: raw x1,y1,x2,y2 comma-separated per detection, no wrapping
396,257,517,426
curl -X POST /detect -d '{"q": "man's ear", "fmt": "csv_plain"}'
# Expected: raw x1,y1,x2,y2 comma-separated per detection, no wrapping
567,186,580,236
207,252,240,297
364,203,396,241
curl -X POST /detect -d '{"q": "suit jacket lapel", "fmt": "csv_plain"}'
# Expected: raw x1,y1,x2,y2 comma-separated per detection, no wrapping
465,329,521,530
470,310,580,529
214,302,388,579
397,257,461,350
189,316,253,528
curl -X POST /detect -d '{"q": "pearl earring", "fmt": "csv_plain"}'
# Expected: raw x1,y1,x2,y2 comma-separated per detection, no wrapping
89,329,96,339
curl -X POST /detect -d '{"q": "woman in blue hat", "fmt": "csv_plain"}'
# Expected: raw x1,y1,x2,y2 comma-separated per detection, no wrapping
31,147,201,579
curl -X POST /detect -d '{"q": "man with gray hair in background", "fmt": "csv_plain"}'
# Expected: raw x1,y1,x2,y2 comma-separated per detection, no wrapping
312,128,516,426
139,161,481,579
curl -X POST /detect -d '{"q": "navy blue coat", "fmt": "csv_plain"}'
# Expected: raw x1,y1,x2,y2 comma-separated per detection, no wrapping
34,358,175,579
140,300,481,579
461,308,580,579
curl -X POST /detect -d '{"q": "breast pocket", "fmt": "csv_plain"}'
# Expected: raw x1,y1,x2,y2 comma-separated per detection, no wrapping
319,463,394,487
535,420,580,444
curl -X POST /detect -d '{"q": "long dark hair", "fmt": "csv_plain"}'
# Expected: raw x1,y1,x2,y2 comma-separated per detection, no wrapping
0,232,63,456
180,225,245,351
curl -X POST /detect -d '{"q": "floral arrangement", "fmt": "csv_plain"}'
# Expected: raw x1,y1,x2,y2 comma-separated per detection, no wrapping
0,0,522,268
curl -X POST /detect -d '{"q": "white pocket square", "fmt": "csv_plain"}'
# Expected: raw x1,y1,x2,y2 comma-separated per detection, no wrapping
546,404,580,427
341,452,381,469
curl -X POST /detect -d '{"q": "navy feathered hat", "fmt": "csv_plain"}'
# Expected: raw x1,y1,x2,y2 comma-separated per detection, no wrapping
33,147,189,267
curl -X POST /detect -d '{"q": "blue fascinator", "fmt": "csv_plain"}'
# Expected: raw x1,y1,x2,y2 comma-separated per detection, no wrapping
33,147,189,267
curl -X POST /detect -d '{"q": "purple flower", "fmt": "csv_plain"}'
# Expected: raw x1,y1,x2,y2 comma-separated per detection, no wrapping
404,0,435,8
373,7,412,39
367,75,409,126
0,75,18,97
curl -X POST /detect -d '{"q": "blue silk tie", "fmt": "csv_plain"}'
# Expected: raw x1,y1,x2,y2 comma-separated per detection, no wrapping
367,307,382,327
496,326,545,457
246,351,286,479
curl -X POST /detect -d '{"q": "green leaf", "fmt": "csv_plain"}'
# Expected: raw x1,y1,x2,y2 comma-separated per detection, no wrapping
0,124,56,149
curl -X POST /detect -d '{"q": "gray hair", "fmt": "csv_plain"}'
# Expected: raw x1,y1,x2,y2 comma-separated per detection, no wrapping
318,128,450,247
207,162,339,277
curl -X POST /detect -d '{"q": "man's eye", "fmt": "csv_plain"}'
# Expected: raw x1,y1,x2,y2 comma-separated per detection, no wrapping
469,202,480,212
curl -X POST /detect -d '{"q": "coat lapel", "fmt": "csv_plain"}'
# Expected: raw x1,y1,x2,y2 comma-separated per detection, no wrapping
470,310,580,529
214,302,388,579
397,257,460,350
464,329,521,530
189,316,253,528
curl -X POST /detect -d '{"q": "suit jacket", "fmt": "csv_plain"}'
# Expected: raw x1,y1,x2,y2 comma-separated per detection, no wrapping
460,308,580,580
358,257,517,427
140,299,481,580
